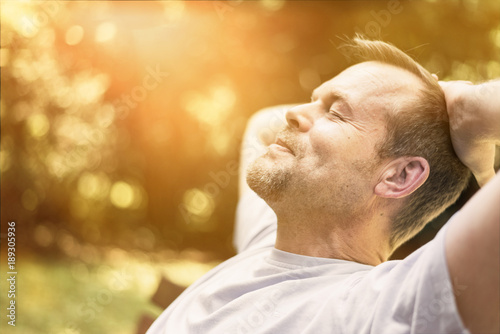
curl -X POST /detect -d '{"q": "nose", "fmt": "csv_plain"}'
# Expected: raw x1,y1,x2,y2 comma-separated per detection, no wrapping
285,103,314,132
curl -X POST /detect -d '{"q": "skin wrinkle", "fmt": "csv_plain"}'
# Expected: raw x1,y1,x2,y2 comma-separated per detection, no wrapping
247,61,426,265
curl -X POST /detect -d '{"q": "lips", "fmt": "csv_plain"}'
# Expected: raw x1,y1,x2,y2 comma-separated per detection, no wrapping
274,137,294,155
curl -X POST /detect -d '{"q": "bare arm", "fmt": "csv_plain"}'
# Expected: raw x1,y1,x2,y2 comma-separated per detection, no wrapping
232,105,293,253
440,79,500,333
445,172,500,334
440,80,500,187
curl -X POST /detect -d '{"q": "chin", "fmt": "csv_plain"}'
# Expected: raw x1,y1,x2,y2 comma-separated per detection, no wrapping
246,155,291,203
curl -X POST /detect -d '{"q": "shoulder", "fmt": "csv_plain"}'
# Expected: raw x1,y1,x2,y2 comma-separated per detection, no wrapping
345,223,468,334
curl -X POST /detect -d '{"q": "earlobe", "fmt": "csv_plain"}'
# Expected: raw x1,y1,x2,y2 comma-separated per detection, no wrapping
374,157,430,199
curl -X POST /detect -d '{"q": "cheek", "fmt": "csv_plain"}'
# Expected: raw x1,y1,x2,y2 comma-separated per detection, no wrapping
308,124,366,165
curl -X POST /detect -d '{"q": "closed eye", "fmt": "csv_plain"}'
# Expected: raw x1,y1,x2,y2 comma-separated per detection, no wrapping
329,110,346,122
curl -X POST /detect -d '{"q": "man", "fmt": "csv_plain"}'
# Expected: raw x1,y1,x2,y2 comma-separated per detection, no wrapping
148,37,499,333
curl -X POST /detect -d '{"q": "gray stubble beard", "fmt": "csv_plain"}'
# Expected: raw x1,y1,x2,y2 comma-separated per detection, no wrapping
246,154,292,204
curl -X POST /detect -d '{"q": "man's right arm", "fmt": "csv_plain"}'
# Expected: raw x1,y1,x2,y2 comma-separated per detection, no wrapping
440,79,500,333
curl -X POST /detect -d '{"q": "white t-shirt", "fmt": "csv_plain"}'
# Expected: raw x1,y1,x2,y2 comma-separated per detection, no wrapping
147,190,469,334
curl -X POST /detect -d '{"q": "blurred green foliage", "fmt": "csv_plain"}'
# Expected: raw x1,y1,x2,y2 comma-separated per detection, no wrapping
1,1,500,333
0,248,220,334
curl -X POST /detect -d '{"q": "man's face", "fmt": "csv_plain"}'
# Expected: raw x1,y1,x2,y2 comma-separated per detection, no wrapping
247,61,422,218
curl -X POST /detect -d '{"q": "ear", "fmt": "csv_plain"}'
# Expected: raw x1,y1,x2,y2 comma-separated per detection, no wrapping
374,157,430,199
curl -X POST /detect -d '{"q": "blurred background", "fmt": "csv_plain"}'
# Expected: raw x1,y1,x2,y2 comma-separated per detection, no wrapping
1,0,499,333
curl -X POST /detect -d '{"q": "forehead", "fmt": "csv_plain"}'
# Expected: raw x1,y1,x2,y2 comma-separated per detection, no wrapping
315,61,422,117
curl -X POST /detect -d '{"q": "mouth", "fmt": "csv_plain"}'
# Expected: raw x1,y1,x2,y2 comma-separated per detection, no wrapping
272,137,294,155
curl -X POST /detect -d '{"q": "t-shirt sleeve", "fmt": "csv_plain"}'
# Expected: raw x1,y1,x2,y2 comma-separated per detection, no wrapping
345,221,470,334
233,188,277,253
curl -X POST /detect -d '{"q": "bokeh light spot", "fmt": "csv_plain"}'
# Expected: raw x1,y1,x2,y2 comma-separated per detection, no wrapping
162,1,185,22
182,188,215,229
78,172,110,200
162,260,219,287
26,113,50,138
110,181,135,209
182,85,236,126
65,25,84,45
490,25,500,49
210,130,231,156
134,227,156,250
96,104,115,128
95,22,116,43
299,68,322,92
0,148,12,172
487,61,500,78
57,232,80,258
183,188,214,218
260,0,285,11
74,73,110,104
34,224,54,247
272,33,295,53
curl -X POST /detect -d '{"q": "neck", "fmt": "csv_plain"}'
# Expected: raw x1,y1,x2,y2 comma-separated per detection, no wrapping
274,209,393,266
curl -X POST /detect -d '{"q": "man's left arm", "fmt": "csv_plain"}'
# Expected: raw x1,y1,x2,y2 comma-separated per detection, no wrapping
440,80,500,333
440,80,500,187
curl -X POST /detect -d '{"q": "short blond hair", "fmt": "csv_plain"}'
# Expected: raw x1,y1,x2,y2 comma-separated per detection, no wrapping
340,35,471,249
